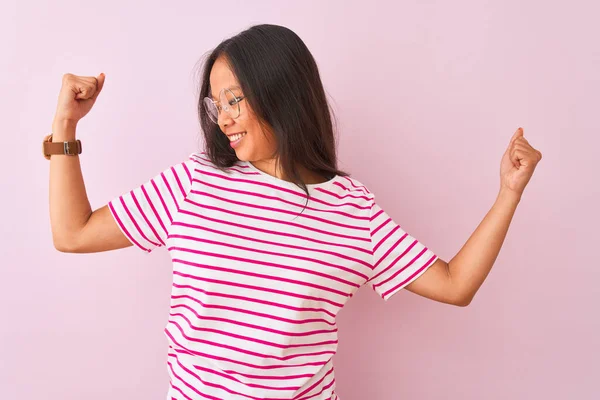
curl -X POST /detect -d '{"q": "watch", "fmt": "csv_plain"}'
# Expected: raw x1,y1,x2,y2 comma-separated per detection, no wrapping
42,133,82,160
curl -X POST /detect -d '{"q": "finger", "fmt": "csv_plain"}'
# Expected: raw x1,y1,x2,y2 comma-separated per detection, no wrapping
510,147,520,167
504,129,520,154
510,147,527,168
513,141,541,159
514,136,530,146
90,73,105,100
511,146,539,168
509,127,523,146
73,76,98,100
512,143,535,153
73,83,95,99
511,143,536,155
527,144,542,161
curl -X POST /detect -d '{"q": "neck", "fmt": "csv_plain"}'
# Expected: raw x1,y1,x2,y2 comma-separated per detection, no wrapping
249,158,328,184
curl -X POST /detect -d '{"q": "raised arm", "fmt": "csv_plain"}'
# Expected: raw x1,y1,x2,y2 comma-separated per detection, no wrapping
405,127,542,306
49,73,131,253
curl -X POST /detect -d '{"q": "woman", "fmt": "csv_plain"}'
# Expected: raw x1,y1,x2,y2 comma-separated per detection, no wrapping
47,24,542,400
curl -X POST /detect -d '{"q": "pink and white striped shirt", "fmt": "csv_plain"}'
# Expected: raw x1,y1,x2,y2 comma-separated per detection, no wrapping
108,152,438,400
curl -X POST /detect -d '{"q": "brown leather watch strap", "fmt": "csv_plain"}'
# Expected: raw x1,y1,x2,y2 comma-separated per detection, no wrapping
43,134,82,160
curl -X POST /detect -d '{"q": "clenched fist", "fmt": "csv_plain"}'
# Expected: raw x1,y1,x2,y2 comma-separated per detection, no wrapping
53,72,105,125
499,127,543,197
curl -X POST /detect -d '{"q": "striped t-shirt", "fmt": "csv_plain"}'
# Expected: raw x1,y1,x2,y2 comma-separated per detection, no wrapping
108,152,438,400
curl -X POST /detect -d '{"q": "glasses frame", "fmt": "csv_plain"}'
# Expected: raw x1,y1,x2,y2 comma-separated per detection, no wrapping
203,88,246,124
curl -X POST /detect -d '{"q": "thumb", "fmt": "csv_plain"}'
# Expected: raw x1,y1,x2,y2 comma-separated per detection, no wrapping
91,72,105,100
509,127,523,147
502,127,520,158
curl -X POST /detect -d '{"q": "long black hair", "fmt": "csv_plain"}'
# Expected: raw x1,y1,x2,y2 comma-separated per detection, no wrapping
193,24,350,214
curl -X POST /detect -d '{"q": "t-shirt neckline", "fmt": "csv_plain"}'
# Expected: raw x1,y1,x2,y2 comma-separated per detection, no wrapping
244,160,339,190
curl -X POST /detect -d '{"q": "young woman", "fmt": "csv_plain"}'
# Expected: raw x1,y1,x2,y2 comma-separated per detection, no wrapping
47,24,542,400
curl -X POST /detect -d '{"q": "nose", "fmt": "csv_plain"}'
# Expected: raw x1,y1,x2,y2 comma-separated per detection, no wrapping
217,108,235,127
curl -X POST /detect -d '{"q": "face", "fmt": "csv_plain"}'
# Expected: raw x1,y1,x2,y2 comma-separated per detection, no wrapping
209,56,278,166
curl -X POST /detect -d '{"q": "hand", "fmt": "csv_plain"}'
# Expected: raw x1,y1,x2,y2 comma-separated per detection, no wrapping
499,127,542,197
53,72,105,126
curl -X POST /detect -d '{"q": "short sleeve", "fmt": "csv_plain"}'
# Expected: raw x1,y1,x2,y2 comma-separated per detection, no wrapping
108,153,196,254
366,201,439,301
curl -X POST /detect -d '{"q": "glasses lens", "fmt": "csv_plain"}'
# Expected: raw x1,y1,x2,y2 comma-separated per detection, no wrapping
221,89,240,119
203,89,241,124
203,97,218,123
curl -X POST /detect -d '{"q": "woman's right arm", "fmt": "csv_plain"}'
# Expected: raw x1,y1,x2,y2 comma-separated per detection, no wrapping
49,73,132,253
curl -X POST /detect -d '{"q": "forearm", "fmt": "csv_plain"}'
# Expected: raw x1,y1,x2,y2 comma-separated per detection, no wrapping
49,119,92,249
448,188,522,303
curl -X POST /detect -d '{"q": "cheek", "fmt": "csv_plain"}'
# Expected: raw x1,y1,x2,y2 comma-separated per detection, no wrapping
241,108,276,151
244,113,259,131
242,115,261,139
243,106,262,131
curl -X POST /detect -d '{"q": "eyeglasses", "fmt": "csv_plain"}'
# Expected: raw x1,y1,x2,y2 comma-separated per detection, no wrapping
202,87,246,124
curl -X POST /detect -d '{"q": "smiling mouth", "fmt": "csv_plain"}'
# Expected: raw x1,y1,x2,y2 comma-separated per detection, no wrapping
227,132,247,142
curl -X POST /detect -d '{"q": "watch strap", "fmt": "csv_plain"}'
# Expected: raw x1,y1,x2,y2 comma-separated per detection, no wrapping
43,134,82,160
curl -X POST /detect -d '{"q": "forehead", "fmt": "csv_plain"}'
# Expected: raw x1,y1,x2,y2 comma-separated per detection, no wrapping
209,58,241,99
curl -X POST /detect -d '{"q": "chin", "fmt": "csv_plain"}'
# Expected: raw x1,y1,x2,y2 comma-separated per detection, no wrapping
232,147,250,161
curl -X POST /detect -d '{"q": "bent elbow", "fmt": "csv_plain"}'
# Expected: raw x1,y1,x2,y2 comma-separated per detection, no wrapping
53,240,72,253
455,293,473,307
456,298,471,307
52,233,77,253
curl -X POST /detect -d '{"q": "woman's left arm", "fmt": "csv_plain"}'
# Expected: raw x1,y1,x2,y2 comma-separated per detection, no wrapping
405,127,543,306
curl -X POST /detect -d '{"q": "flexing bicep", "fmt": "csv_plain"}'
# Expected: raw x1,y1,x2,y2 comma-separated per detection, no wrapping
59,154,195,254
67,204,133,253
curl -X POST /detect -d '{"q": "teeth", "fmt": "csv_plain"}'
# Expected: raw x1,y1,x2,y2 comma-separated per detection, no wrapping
229,132,247,142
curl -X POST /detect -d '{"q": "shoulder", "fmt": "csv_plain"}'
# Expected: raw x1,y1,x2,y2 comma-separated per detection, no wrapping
185,151,238,173
308,174,376,216
331,175,383,222
163,152,199,186
336,175,373,196
184,151,215,176
331,174,375,204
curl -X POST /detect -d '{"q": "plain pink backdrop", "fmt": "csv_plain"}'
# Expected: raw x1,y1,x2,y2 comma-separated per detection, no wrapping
2,0,598,399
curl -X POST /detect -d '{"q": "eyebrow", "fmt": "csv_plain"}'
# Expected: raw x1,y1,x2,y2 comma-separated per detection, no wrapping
210,85,241,100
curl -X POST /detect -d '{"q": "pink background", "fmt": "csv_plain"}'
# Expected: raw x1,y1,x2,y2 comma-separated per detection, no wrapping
2,0,598,399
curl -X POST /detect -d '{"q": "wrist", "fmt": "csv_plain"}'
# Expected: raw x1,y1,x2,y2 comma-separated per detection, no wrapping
52,117,78,127
51,119,78,140
497,187,522,206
